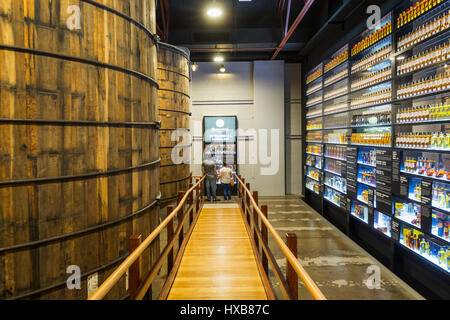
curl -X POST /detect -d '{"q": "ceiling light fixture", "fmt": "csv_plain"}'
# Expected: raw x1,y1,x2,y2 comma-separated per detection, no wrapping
191,63,198,72
396,55,405,60
207,7,222,17
214,55,224,63
219,64,226,73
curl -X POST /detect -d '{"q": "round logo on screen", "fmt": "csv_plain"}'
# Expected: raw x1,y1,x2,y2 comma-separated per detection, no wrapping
216,119,225,128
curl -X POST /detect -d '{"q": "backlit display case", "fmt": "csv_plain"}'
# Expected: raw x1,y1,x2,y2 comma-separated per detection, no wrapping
400,224,449,273
432,209,450,242
351,200,369,223
393,196,422,228
432,180,450,212
374,211,392,237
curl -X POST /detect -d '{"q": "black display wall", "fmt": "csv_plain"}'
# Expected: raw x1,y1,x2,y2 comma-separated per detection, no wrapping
303,0,450,299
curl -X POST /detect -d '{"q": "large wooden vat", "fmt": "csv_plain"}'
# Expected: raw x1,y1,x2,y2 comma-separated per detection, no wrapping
0,0,159,299
158,43,191,202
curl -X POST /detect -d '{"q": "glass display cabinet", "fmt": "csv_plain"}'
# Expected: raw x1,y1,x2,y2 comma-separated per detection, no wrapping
374,211,392,237
431,209,450,242
400,224,449,273
393,196,422,228
351,200,369,223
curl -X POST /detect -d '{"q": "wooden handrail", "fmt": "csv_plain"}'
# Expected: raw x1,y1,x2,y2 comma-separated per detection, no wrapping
236,176,327,300
89,175,206,300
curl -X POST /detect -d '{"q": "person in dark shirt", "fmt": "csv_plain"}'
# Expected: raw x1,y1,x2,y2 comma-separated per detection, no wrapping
202,159,218,202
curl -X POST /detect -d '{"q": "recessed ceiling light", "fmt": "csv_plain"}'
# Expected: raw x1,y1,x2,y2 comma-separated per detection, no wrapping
219,65,226,73
207,7,222,18
214,56,224,63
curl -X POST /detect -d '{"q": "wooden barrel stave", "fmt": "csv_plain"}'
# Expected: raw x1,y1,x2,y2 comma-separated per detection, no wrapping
158,43,191,202
0,0,158,300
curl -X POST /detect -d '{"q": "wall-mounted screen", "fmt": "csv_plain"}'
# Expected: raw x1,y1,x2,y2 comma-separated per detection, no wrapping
204,116,237,143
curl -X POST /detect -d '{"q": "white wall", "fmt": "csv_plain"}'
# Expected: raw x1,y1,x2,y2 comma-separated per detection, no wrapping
190,60,285,196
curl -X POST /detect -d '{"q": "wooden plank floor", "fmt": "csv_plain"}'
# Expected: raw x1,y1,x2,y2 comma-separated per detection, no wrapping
167,207,268,300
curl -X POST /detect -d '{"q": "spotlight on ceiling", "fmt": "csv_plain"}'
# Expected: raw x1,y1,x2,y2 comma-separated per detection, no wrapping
207,7,222,18
396,55,405,60
219,64,226,73
214,55,224,63
191,63,198,72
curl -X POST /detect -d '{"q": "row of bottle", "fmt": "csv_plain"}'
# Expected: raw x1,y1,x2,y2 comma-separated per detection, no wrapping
351,132,392,146
325,145,347,160
306,131,322,142
402,228,449,270
324,186,342,206
324,173,347,193
351,111,391,126
351,21,392,56
435,216,450,240
410,181,423,201
306,67,322,85
397,41,449,75
324,69,348,87
306,154,322,169
358,167,376,186
397,0,445,28
307,144,322,155
324,115,347,128
307,168,320,181
306,118,322,130
432,182,450,211
325,159,343,175
306,179,320,194
306,108,322,119
306,82,323,96
324,85,348,100
325,133,346,144
396,102,450,123
358,149,377,166
351,44,392,74
325,49,348,73
306,95,322,107
404,156,435,172
397,70,450,99
395,201,421,227
352,202,368,221
350,88,391,109
395,132,450,149
324,103,348,115
397,10,450,52
403,156,450,179
351,66,392,91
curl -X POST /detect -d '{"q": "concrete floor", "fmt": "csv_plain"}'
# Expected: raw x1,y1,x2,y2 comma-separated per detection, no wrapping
153,196,424,300
259,195,424,300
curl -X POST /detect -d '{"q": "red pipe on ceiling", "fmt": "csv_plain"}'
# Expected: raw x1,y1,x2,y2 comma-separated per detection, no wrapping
271,0,315,60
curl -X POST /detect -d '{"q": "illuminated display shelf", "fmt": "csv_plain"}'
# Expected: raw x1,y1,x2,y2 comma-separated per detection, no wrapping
303,2,450,294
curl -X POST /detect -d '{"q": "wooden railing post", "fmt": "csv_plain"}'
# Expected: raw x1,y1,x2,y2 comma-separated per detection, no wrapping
177,191,185,249
252,191,259,251
245,183,250,223
188,182,194,224
261,205,269,275
166,205,174,274
286,233,298,300
241,178,245,208
195,179,200,214
129,235,142,299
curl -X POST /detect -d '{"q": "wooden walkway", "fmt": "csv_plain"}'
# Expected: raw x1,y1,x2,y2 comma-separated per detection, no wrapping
167,205,268,300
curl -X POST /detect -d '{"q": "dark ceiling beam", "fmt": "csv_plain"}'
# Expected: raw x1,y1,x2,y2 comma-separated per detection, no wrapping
271,0,315,60
168,27,314,46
